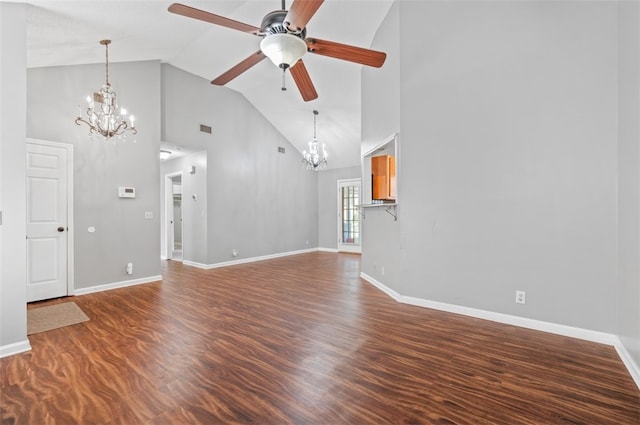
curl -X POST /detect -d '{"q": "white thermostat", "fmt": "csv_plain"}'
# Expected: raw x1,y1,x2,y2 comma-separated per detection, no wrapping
118,187,135,198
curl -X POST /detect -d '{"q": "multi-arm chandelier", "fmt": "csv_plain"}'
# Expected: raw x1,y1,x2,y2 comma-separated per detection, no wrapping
75,40,136,139
302,110,327,171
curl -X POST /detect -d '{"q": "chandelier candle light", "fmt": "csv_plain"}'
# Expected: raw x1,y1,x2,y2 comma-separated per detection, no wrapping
75,39,137,139
302,110,327,171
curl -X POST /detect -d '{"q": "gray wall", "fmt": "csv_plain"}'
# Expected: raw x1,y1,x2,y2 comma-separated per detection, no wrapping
27,61,162,289
318,166,361,250
0,3,28,351
362,1,401,154
363,1,620,332
617,1,640,371
160,151,208,264
162,65,319,264
361,1,402,289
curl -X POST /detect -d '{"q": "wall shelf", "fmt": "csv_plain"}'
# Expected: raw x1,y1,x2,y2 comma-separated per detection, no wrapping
358,203,398,221
358,203,397,208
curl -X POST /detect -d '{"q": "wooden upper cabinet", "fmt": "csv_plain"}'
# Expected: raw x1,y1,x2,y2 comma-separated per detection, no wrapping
371,155,396,201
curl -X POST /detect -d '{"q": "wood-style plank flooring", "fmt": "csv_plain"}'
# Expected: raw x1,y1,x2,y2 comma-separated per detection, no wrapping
1,252,639,424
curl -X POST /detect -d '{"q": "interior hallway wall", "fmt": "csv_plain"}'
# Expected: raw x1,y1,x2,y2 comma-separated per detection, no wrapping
361,1,402,289
363,1,619,332
0,2,29,355
160,151,208,264
617,0,640,377
162,65,319,265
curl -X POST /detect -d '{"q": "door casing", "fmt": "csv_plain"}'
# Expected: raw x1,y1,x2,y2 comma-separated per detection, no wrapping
164,171,183,261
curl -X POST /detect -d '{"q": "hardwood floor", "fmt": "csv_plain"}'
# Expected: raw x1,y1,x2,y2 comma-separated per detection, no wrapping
1,252,639,424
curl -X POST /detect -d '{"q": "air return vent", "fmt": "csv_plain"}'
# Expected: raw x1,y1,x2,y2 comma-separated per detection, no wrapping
199,124,212,134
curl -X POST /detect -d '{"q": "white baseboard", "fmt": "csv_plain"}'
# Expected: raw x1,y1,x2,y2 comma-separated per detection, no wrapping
73,275,162,296
318,247,339,253
185,248,319,270
0,340,31,358
360,272,639,390
613,337,640,390
182,260,208,268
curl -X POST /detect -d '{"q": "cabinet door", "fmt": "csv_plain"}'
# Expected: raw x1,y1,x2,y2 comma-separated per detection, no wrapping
372,155,396,200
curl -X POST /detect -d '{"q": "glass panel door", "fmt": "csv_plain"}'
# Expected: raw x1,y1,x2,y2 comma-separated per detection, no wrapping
337,179,361,253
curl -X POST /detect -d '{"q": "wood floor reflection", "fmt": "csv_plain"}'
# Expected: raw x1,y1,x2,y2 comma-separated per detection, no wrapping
1,252,639,424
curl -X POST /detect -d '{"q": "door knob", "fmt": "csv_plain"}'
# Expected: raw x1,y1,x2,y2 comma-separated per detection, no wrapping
57,226,65,232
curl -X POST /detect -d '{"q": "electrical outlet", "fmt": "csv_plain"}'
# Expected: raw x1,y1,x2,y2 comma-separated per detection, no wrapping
515,290,526,304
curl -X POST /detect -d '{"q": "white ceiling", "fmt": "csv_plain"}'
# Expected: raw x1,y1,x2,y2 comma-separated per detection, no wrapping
22,0,394,169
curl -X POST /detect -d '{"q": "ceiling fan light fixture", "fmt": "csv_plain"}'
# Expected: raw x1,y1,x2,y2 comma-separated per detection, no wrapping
260,33,307,69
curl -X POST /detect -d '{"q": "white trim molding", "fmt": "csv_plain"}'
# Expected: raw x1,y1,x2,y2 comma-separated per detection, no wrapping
185,248,319,270
0,340,31,358
613,338,640,390
360,272,640,390
74,275,162,296
182,260,208,269
318,247,339,253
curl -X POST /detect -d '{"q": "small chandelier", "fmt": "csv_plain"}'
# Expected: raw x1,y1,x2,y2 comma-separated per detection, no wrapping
75,39,137,139
302,110,328,171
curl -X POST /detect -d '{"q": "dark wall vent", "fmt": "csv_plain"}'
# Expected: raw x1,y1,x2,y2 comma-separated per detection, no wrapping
200,124,212,134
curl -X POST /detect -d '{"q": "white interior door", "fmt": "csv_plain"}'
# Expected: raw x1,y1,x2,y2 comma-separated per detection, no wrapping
26,142,69,302
337,179,362,253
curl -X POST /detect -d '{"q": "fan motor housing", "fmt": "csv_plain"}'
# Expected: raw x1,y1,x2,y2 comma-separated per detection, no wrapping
261,10,306,38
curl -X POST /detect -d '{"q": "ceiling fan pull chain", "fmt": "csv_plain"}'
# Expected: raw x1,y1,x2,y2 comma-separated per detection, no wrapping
281,68,287,91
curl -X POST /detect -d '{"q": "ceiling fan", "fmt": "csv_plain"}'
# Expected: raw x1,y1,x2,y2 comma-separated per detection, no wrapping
168,0,387,102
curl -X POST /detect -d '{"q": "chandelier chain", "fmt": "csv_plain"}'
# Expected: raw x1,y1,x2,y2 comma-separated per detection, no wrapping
313,110,317,139
100,39,111,86
105,42,109,86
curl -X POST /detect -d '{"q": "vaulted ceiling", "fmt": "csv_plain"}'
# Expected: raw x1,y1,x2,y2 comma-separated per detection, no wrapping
25,0,394,169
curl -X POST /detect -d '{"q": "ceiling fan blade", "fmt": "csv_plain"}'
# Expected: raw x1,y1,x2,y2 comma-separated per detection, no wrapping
283,0,324,32
211,51,267,86
290,60,318,102
306,38,387,68
168,3,261,34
